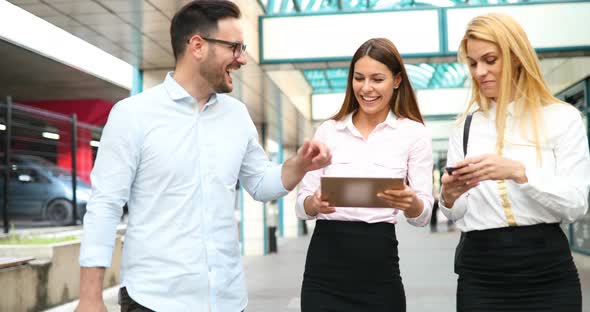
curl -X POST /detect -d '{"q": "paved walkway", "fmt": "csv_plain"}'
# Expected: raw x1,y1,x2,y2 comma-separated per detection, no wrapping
243,220,462,312
47,220,590,312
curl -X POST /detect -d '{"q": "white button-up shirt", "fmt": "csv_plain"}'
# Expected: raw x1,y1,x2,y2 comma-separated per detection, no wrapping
296,112,433,226
442,102,590,231
80,73,287,311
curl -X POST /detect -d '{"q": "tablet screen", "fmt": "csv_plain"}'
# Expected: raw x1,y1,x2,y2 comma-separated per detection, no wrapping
321,176,404,208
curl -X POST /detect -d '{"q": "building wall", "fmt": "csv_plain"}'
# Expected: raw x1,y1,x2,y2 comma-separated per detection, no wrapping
542,57,590,94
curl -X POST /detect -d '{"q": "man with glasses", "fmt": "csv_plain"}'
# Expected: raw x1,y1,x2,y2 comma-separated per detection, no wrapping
200,37,247,58
76,1,332,311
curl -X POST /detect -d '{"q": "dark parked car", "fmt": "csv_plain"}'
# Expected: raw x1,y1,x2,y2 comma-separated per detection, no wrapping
0,155,91,225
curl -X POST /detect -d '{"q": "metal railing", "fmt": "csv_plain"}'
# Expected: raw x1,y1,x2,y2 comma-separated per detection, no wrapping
0,97,103,233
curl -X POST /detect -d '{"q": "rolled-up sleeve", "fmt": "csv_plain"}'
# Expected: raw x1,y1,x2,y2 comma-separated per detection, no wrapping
238,118,288,202
405,127,434,227
80,102,141,267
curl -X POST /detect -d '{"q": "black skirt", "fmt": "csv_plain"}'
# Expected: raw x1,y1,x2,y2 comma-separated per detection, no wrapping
301,220,405,312
456,223,582,312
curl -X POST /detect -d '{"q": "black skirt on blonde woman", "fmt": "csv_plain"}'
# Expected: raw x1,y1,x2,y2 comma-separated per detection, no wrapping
456,223,581,312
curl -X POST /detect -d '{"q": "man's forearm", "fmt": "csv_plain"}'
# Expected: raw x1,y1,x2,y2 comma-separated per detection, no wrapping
79,267,106,302
281,157,306,191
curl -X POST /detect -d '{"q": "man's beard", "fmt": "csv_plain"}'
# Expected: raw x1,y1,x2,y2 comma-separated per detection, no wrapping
200,53,232,94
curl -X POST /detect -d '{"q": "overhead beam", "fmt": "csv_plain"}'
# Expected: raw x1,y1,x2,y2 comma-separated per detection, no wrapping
257,0,268,14
292,0,302,12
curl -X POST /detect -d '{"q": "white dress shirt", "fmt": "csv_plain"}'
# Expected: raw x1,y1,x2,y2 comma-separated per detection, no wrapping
441,102,590,232
296,112,433,226
80,73,287,312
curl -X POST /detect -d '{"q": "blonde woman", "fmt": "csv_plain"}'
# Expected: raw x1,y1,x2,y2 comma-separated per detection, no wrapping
440,13,589,311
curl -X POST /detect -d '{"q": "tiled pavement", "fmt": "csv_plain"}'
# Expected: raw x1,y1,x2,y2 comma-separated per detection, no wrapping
47,219,590,312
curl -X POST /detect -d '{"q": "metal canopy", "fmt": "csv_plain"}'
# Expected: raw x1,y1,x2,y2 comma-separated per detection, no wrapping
258,0,534,15
303,62,469,94
8,0,584,99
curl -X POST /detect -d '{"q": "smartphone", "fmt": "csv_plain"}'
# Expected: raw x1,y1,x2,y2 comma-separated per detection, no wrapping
445,166,461,175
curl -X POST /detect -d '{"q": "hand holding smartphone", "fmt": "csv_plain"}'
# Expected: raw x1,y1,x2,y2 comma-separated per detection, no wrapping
445,166,465,175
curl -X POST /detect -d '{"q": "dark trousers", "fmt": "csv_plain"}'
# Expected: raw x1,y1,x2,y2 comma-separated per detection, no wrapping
119,287,153,312
119,287,246,312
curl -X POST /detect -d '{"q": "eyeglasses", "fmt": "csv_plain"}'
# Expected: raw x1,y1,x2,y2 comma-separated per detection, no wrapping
198,37,247,59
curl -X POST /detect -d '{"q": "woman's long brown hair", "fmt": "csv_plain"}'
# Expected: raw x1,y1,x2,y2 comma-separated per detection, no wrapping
331,38,423,124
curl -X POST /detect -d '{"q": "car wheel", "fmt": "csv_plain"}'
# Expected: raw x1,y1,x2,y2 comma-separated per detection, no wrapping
46,199,73,225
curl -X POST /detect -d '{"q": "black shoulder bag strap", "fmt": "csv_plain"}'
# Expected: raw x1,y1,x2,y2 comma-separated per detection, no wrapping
463,114,473,158
454,113,473,274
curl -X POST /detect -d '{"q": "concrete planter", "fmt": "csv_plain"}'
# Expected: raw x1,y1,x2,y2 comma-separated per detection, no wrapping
0,236,122,312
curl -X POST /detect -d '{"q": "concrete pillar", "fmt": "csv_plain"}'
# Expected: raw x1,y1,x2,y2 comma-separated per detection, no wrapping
541,57,590,94
281,147,301,238
142,69,170,90
132,66,143,95
240,187,266,256
234,0,263,64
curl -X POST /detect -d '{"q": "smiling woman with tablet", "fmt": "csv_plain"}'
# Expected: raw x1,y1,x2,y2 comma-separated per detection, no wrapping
295,38,434,312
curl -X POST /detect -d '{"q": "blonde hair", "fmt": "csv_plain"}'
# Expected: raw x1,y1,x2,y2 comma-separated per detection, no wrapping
458,13,562,160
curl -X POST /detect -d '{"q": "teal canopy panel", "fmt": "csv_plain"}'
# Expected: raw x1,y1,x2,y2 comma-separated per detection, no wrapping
303,63,469,94
259,1,590,63
258,0,543,15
